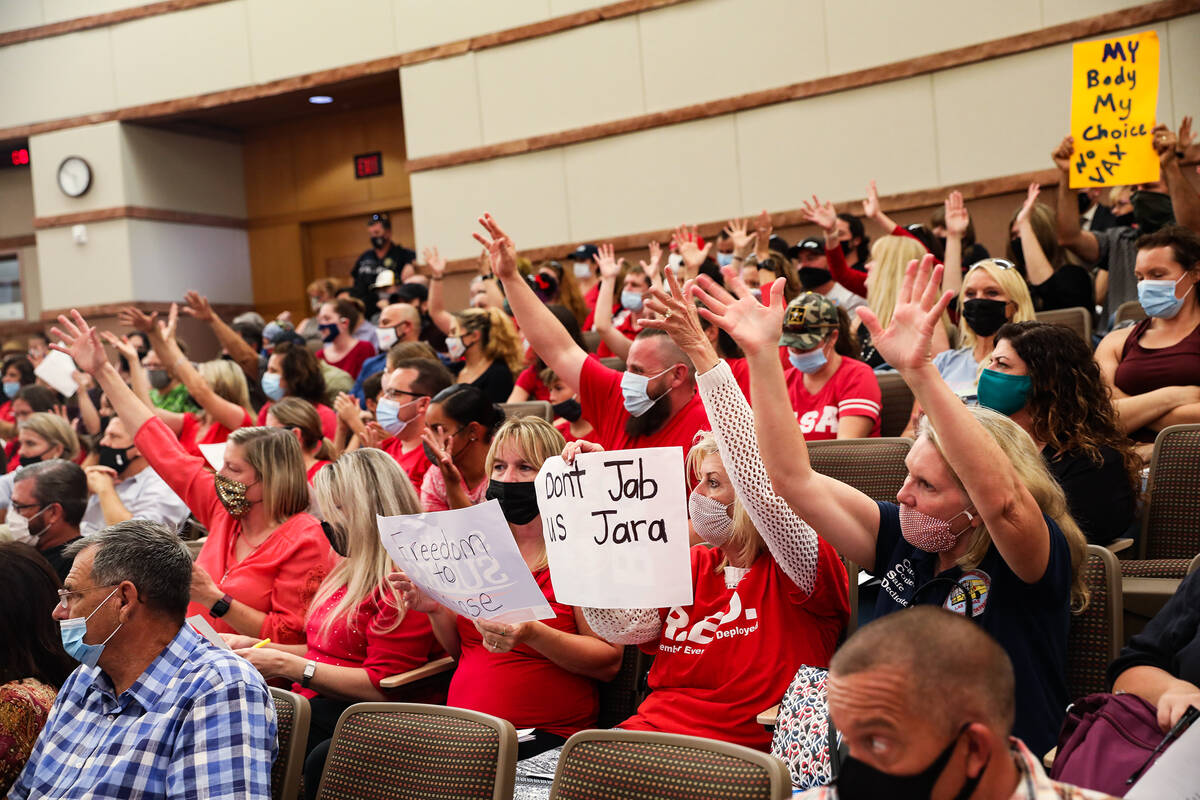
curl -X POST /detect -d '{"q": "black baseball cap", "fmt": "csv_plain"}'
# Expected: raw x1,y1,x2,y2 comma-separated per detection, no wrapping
394,282,428,303
787,237,826,259
567,244,599,262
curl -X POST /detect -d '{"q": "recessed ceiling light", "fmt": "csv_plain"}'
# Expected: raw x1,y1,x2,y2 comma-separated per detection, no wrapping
308,95,333,105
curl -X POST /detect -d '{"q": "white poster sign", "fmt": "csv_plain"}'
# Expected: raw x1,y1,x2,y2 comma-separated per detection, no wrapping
378,500,554,624
198,442,225,471
34,348,79,398
536,446,692,608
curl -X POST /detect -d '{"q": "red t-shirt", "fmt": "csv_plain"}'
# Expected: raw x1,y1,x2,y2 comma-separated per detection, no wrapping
784,357,881,441
178,409,254,459
318,339,377,380
621,542,848,750
727,357,752,400
380,435,431,492
306,460,331,485
134,417,338,643
294,586,443,700
827,244,868,297
582,285,620,331
0,400,13,423
258,402,338,441
578,356,709,453
515,366,551,401
448,569,598,737
596,312,638,358
553,418,597,444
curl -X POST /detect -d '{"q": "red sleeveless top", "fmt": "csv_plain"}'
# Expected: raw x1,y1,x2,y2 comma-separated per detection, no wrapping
1114,319,1200,397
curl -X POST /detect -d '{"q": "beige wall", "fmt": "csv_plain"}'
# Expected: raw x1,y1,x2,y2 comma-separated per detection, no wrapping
0,169,34,238
0,0,159,33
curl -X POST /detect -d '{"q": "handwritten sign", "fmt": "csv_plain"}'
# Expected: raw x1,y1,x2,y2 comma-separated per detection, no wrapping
536,447,692,609
378,500,554,624
1069,30,1159,188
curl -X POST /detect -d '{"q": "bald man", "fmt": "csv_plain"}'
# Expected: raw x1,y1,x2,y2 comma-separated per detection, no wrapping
351,303,422,404
798,607,1114,800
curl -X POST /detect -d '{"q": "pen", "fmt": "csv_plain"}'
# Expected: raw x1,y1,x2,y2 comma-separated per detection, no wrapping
251,638,271,649
1126,704,1199,785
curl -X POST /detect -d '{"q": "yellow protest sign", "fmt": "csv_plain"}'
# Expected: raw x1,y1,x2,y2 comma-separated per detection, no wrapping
1069,30,1159,188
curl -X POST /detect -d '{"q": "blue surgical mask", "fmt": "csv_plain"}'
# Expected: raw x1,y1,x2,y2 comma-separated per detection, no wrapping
261,372,285,401
977,368,1032,416
375,397,419,436
717,252,734,267
1138,274,1194,319
60,586,123,669
620,291,644,312
620,366,672,417
788,346,828,374
2,381,19,399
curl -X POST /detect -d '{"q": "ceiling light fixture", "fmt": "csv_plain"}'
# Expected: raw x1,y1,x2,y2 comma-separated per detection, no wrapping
308,95,334,105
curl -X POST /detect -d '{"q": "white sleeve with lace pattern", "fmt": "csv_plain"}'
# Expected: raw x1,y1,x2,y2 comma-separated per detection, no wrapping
695,359,820,594
581,606,663,645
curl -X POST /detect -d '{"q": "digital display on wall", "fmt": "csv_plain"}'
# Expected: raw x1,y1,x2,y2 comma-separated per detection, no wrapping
354,151,382,179
2,146,29,169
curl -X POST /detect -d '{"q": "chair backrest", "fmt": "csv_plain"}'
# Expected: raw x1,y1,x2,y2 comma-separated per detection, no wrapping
1066,545,1123,702
314,702,517,800
1139,424,1200,561
582,330,602,353
1189,552,1200,576
598,356,626,371
1114,299,1147,326
550,729,790,800
268,688,311,800
1035,306,1092,345
596,646,653,729
499,400,554,422
874,371,915,438
806,437,912,504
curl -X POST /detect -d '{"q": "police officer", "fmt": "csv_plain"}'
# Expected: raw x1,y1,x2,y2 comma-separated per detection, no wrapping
351,212,415,309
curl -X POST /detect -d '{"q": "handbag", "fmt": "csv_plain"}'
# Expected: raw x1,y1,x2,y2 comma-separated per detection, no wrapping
1049,692,1170,796
769,665,836,791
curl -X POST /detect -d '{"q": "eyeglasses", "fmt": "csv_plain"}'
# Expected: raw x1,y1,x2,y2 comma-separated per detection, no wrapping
382,389,428,401
57,583,119,608
10,500,45,513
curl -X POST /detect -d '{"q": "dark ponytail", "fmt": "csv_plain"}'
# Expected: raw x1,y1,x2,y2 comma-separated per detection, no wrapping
431,384,505,442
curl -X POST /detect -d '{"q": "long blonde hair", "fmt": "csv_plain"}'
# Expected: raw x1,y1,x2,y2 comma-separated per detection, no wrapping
957,259,1036,350
867,236,954,341
198,359,253,415
455,307,524,375
485,417,566,572
918,407,1089,611
687,431,764,572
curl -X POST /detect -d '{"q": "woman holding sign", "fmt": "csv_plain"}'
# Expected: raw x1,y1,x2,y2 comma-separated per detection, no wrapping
689,257,1087,756
569,268,850,752
390,416,623,758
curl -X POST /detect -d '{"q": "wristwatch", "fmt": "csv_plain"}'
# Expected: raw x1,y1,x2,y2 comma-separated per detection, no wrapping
210,593,233,618
301,660,317,688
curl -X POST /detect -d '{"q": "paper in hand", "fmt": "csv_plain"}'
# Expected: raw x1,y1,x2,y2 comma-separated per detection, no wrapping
34,348,79,398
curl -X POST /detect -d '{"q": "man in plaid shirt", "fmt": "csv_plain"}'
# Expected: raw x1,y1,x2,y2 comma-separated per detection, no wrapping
9,520,276,800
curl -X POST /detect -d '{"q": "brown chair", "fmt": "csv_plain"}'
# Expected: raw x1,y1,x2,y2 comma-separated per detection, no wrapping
582,330,602,353
377,655,456,691
549,729,790,800
1189,552,1200,576
806,437,912,504
597,646,654,729
499,401,554,422
269,688,311,800
875,371,915,438
1123,424,1200,578
1035,306,1092,344
1114,299,1146,327
598,356,625,371
1066,546,1123,702
314,703,516,800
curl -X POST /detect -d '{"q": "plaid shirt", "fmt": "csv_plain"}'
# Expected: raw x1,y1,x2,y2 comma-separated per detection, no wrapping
795,738,1118,800
9,624,277,800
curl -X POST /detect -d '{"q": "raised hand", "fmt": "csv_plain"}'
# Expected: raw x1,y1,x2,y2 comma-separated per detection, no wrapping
944,191,970,237
1152,124,1178,166
118,306,158,335
753,209,773,241
159,302,179,344
862,180,881,219
723,218,756,257
691,265,786,358
642,268,714,368
50,310,108,375
333,392,362,425
1051,135,1074,172
360,421,389,449
641,240,664,283
1015,183,1040,228
180,290,214,323
1179,115,1195,152
801,195,838,232
594,243,621,281
473,214,519,280
99,331,138,363
421,425,464,486
423,246,447,279
855,255,953,373
671,224,712,275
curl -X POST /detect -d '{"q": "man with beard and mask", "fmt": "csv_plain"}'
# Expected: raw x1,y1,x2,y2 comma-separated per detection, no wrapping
477,214,708,454
786,238,868,314
796,607,1114,800
1052,121,1200,331
9,460,86,581
350,212,416,310
80,417,190,537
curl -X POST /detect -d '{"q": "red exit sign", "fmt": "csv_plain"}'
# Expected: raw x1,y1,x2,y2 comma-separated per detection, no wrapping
3,146,29,169
354,151,382,179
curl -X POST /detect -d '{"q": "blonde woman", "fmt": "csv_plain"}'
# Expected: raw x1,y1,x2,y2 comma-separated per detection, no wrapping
228,449,442,799
1008,184,1093,311
390,417,623,758
448,307,523,404
858,235,950,369
264,397,335,484
692,257,1087,756
0,413,81,522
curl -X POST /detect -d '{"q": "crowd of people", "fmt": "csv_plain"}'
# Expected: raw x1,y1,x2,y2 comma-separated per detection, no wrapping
1,122,1199,800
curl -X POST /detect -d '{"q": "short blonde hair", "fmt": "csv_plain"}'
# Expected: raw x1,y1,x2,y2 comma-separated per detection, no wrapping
687,431,763,572
226,426,310,523
455,307,525,376
957,259,1035,350
485,417,566,572
18,412,80,462
198,359,253,414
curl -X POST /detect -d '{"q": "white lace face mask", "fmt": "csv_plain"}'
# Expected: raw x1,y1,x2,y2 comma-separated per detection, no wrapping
689,490,734,548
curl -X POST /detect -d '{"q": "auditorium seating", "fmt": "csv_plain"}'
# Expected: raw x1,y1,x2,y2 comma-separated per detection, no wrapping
499,401,555,422
1034,307,1092,344
874,372,915,438
1066,546,1123,702
269,688,311,800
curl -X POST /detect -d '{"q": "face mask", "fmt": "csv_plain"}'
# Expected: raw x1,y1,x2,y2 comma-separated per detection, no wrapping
446,336,467,360
798,267,832,290
309,296,322,312
18,448,49,468
977,369,1031,416
789,346,828,374
319,323,340,343
376,325,398,351
214,473,256,518
899,503,976,552
1131,190,1174,234
8,504,48,546
620,291,644,312
261,372,285,402
716,252,734,267
836,725,983,800
1008,237,1025,269
839,240,853,256
961,298,1009,338
59,586,124,669
689,491,734,547
98,444,134,474
1113,211,1136,228
370,235,388,249
573,261,592,279
552,398,582,422
147,369,170,391
1138,274,1194,319
620,366,672,417
376,397,419,436
2,381,19,399
486,480,541,525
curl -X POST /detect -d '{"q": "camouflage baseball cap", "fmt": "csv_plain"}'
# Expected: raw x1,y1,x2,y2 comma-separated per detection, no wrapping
779,292,839,350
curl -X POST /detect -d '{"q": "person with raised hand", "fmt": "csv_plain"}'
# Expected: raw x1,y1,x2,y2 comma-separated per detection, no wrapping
179,290,261,381
804,195,867,297
690,257,1087,756
722,218,758,285
1007,184,1092,312
592,243,651,360
474,214,708,454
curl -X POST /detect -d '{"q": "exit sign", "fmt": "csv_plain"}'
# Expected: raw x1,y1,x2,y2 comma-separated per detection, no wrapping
1,145,29,169
354,151,382,179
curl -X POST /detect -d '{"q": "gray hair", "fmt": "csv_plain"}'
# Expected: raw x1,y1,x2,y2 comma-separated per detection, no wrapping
65,520,193,619
14,459,87,526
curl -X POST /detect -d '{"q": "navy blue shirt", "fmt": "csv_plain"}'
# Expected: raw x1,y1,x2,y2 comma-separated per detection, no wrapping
871,501,1071,755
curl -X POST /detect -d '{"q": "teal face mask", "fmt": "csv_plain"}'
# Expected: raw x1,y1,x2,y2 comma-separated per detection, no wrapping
59,586,123,668
977,368,1032,416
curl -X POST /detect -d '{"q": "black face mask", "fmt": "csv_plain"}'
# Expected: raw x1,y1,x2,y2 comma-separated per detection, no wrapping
552,398,582,422
370,235,388,250
18,450,48,468
486,480,540,525
961,298,1009,338
98,444,134,474
798,267,833,290
1131,190,1174,234
836,725,986,800
1113,211,1136,228
1008,238,1025,271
